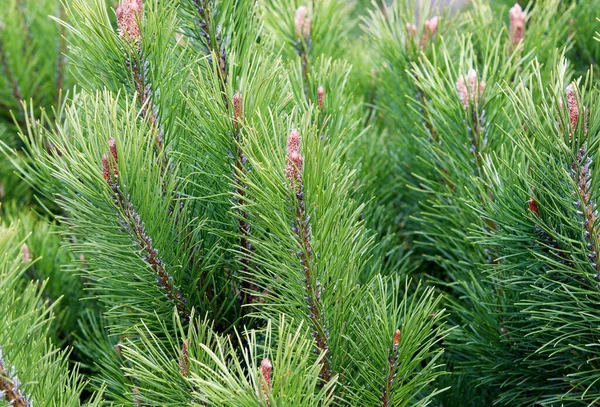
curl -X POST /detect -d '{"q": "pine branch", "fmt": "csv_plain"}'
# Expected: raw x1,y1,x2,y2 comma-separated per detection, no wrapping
457,68,487,178
566,84,599,275
117,0,167,163
285,128,332,384
185,1,259,309
101,137,190,321
231,91,258,306
294,6,312,99
191,0,228,107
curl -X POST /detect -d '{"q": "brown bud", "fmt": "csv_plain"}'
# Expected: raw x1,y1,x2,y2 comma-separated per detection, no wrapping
406,22,417,41
393,329,401,348
109,137,118,163
303,17,311,39
261,358,272,389
509,4,525,46
179,339,190,376
233,91,243,129
457,69,485,110
117,0,142,42
528,197,540,216
295,6,309,39
102,154,111,183
421,16,439,48
285,129,303,185
566,83,579,132
260,358,272,405
317,86,325,109
22,244,31,263
425,16,439,35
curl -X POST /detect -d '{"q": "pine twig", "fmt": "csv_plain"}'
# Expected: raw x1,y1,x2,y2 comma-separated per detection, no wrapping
101,138,191,321
286,128,333,384
117,0,167,163
565,84,600,280
380,329,401,407
232,92,259,306
457,69,487,178
192,0,228,108
189,3,257,308
294,6,312,101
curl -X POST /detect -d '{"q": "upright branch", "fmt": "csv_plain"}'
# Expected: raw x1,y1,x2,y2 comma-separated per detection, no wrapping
566,85,599,275
189,3,254,308
231,92,257,306
294,6,312,99
285,129,332,384
101,137,191,321
457,69,496,240
410,17,440,142
0,351,31,407
192,0,228,108
117,0,166,160
380,329,401,407
457,68,486,176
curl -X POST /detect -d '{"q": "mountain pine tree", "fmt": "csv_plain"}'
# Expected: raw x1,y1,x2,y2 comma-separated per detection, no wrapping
1,0,600,406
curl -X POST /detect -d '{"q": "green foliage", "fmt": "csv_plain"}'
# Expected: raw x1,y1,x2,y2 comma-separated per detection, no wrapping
0,224,102,406
461,63,600,406
3,0,600,405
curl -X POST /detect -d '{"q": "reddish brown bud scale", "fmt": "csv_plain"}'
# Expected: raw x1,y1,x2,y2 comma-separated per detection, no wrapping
102,154,111,183
109,137,118,163
528,197,540,216
393,329,401,348
317,86,325,109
